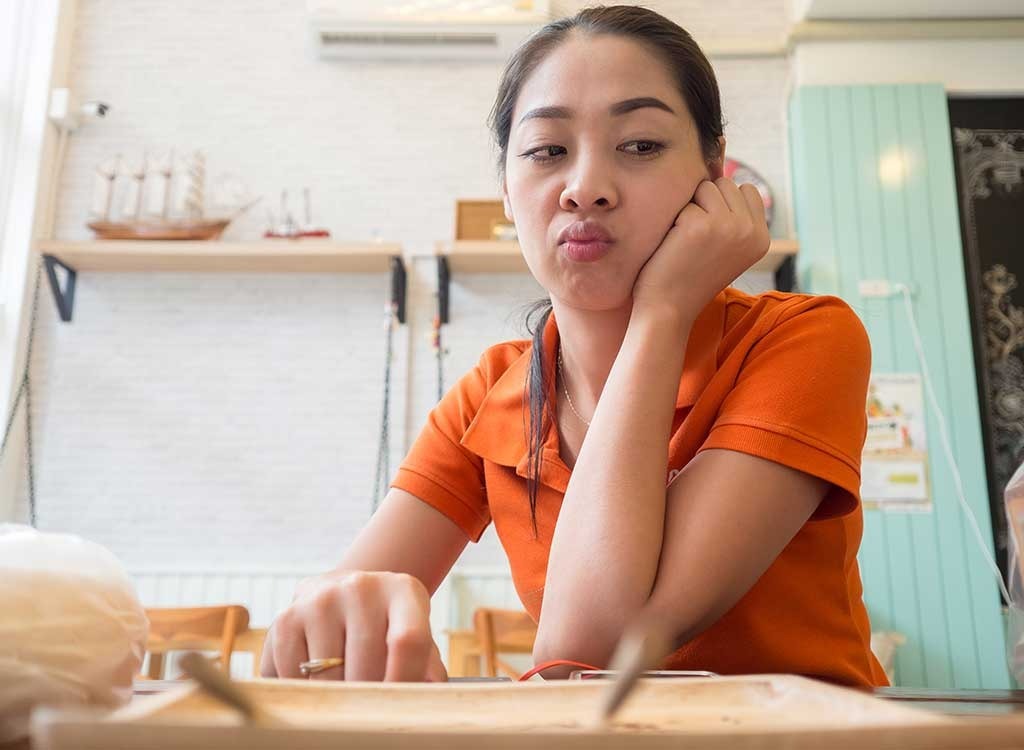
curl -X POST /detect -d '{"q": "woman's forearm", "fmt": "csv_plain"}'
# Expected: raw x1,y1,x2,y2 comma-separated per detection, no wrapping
535,305,696,666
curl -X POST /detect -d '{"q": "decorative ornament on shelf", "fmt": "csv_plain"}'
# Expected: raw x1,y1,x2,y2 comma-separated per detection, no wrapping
123,155,146,220
183,150,205,220
86,148,259,241
89,155,119,222
263,187,331,239
490,220,517,241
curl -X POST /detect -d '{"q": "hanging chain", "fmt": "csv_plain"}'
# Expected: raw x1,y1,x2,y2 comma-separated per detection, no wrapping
0,259,43,526
433,314,444,403
371,301,397,515
24,375,35,524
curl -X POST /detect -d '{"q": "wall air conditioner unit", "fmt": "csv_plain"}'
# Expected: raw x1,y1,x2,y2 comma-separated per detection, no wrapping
309,1,551,61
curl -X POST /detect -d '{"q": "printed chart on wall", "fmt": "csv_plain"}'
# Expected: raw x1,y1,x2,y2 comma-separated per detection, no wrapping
862,374,933,513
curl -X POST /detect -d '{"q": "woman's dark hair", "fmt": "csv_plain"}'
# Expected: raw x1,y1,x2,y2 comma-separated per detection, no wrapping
487,5,725,534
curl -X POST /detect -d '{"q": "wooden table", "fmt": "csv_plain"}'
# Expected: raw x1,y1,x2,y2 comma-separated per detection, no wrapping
132,678,1024,718
9,681,1021,750
870,687,1024,716
26,676,1024,750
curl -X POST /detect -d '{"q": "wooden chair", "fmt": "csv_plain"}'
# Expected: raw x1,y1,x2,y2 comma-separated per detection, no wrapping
234,626,268,677
472,607,537,679
142,605,250,679
445,628,483,677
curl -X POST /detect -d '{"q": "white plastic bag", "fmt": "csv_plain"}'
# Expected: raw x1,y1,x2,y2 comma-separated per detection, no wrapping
1005,462,1024,687
0,524,148,741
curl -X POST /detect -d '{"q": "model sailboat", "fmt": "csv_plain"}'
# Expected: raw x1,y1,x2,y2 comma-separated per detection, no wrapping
87,150,257,240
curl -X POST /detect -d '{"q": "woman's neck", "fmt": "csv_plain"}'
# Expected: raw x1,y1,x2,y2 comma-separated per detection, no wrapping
550,298,633,415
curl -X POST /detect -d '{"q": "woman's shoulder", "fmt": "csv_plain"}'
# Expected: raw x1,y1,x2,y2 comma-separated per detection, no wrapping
716,287,870,373
456,337,533,393
481,336,531,368
722,286,866,338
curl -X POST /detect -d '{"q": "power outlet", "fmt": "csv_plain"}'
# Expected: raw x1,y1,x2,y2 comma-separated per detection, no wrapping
48,87,79,131
858,280,894,298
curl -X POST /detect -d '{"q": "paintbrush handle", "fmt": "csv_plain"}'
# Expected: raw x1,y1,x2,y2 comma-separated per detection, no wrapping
178,651,280,726
597,617,674,724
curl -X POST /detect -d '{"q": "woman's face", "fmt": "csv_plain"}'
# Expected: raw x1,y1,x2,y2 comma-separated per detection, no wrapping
503,33,724,312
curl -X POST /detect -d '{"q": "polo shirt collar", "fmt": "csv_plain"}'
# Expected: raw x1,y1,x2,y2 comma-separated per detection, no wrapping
460,291,726,489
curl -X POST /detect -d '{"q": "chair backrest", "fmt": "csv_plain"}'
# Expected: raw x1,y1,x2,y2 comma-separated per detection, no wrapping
143,605,250,678
472,607,537,679
234,626,268,677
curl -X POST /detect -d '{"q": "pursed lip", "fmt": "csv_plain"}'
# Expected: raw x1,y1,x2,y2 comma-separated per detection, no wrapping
557,219,615,246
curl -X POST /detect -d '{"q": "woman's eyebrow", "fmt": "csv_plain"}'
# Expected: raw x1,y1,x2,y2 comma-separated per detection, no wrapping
610,97,676,116
518,96,676,125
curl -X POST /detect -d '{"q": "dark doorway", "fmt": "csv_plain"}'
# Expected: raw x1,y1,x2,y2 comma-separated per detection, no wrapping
948,96,1024,591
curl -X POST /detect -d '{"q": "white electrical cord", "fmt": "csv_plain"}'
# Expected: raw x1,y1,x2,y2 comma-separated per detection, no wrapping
45,125,69,237
894,282,1012,604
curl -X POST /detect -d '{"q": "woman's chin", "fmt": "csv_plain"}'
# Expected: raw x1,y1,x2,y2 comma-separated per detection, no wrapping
529,260,639,312
552,285,635,313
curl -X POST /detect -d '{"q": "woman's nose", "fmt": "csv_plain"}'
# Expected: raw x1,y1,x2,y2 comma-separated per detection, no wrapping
558,156,618,211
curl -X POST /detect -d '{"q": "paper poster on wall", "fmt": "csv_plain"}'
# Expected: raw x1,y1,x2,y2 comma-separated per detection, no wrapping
862,373,932,512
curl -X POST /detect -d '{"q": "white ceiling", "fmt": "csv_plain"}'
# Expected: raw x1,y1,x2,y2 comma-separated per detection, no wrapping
793,0,1024,20
553,1,792,42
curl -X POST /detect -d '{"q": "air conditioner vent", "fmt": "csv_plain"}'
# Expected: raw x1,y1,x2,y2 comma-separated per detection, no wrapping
309,0,550,61
320,31,500,47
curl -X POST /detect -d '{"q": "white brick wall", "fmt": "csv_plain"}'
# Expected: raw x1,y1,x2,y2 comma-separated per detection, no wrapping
11,0,785,574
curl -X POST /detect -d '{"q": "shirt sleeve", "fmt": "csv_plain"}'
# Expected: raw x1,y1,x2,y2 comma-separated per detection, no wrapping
698,296,872,519
391,357,491,542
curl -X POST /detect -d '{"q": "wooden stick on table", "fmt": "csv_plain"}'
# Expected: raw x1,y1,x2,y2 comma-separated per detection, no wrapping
596,616,674,726
178,652,283,726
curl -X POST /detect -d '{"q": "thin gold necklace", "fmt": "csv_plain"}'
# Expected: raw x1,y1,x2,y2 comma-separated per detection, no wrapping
557,346,591,427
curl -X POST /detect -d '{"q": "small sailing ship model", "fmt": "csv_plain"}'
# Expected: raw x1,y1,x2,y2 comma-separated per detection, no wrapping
87,150,256,240
263,188,331,239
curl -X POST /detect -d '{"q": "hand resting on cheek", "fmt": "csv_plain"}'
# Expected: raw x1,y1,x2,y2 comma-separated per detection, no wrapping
632,177,770,323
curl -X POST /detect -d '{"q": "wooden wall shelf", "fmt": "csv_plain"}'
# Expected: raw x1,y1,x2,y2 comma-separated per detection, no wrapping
34,240,407,323
434,239,800,323
35,240,401,273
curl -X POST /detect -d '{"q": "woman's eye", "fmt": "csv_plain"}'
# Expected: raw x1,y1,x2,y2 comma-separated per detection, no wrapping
519,141,665,163
620,140,665,159
521,145,566,163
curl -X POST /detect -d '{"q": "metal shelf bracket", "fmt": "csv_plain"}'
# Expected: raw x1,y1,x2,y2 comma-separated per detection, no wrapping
390,256,407,324
43,254,77,322
437,256,450,325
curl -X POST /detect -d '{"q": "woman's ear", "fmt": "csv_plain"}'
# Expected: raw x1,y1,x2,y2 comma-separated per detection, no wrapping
705,136,727,181
502,177,513,222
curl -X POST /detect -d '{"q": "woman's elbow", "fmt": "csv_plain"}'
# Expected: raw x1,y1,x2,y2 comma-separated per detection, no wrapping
531,635,614,679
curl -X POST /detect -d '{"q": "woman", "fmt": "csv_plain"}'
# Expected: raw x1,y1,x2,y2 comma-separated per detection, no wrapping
261,5,888,687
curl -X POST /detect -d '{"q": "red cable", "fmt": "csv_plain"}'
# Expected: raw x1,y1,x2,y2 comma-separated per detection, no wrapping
517,659,600,682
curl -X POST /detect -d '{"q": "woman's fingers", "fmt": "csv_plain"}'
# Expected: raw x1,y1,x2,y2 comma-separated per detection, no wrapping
259,627,278,677
671,200,707,234
270,608,309,679
739,184,770,259
691,179,728,214
424,641,449,682
633,175,772,316
383,578,434,682
739,183,768,227
263,571,437,683
303,587,347,681
341,574,389,681
713,176,750,217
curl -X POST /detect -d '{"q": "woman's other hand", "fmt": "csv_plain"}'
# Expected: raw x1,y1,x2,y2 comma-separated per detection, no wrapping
260,570,448,682
632,177,769,322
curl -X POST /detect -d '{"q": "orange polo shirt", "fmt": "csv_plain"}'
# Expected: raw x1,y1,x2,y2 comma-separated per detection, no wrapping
393,287,888,687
